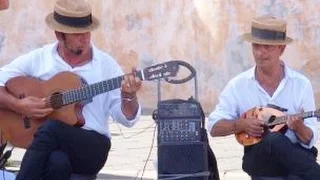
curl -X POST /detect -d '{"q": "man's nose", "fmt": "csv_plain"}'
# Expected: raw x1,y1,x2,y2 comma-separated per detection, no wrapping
79,33,90,43
255,48,264,57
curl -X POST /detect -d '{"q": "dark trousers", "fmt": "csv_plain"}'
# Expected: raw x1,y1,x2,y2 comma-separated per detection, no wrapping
16,120,111,180
242,132,320,180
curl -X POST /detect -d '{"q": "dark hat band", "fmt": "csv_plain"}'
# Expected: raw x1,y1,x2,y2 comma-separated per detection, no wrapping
251,27,286,41
54,11,92,27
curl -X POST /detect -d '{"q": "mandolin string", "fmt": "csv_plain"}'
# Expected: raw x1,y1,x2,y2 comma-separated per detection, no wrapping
271,111,314,126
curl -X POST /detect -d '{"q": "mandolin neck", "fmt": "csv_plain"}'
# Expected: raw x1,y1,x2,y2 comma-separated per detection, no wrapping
268,111,316,126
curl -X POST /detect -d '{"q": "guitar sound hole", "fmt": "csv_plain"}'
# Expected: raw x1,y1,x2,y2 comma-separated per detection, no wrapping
49,92,63,109
268,115,276,123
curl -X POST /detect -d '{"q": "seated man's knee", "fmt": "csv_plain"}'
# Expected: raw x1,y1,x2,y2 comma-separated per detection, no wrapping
42,119,64,129
45,150,71,174
263,132,288,145
37,120,67,135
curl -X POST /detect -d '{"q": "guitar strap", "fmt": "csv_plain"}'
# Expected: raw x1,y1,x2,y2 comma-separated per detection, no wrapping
267,104,288,112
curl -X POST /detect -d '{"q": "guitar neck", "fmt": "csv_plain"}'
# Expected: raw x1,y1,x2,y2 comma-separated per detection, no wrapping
268,111,316,126
61,70,144,106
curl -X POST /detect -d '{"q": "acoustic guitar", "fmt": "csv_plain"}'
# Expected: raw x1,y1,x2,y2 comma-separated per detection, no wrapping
0,61,180,148
235,106,320,146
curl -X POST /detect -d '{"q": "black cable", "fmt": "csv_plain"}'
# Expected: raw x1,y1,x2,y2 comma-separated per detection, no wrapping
0,130,6,180
0,146,14,180
115,122,156,139
139,123,156,180
114,122,157,180
0,147,13,168
0,144,6,162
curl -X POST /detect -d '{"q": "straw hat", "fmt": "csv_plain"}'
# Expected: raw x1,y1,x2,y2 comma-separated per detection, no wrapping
45,0,100,33
242,16,293,45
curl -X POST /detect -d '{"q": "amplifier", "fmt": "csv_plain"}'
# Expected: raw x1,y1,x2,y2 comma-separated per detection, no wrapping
153,63,219,179
156,99,204,144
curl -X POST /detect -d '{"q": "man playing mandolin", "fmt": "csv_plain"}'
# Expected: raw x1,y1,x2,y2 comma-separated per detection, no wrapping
208,16,320,179
0,0,143,179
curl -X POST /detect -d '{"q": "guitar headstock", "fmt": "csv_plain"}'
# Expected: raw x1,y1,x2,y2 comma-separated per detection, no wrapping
141,61,180,81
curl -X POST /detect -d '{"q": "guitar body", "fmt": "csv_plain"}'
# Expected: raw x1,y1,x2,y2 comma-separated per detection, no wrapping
0,72,85,148
235,107,286,146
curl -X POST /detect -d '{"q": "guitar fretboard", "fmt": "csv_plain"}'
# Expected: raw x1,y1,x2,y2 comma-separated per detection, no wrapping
61,71,144,106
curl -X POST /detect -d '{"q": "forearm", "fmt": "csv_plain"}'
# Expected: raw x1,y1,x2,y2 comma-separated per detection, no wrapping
211,119,243,137
0,87,20,111
121,93,139,120
294,125,313,145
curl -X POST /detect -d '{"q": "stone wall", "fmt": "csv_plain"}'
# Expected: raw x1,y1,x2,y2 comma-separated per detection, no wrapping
1,0,320,114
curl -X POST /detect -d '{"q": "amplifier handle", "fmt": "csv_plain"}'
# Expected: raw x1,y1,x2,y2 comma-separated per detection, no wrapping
157,60,198,101
156,60,205,127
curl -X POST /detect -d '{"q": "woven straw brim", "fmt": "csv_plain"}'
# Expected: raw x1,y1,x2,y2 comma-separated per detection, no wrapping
242,33,293,45
45,13,100,33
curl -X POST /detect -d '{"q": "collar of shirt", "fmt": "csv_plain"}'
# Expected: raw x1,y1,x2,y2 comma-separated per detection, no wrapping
244,61,296,100
51,42,97,71
246,61,294,82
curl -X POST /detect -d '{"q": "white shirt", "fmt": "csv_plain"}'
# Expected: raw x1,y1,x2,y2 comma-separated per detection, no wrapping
207,64,318,148
0,42,141,138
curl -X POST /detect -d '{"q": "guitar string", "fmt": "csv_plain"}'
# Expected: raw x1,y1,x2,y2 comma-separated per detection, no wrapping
44,70,149,108
45,77,122,107
43,70,148,108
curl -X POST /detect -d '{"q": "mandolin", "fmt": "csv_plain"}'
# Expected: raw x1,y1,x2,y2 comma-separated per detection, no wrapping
235,106,320,146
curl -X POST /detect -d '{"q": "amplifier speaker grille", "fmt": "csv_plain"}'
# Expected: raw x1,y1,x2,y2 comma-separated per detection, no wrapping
158,142,209,180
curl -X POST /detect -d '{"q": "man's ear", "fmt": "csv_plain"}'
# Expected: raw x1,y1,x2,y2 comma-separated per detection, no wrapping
55,31,65,41
279,45,286,55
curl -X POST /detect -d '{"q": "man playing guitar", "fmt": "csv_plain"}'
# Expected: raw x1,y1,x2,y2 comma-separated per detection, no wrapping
0,0,142,179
